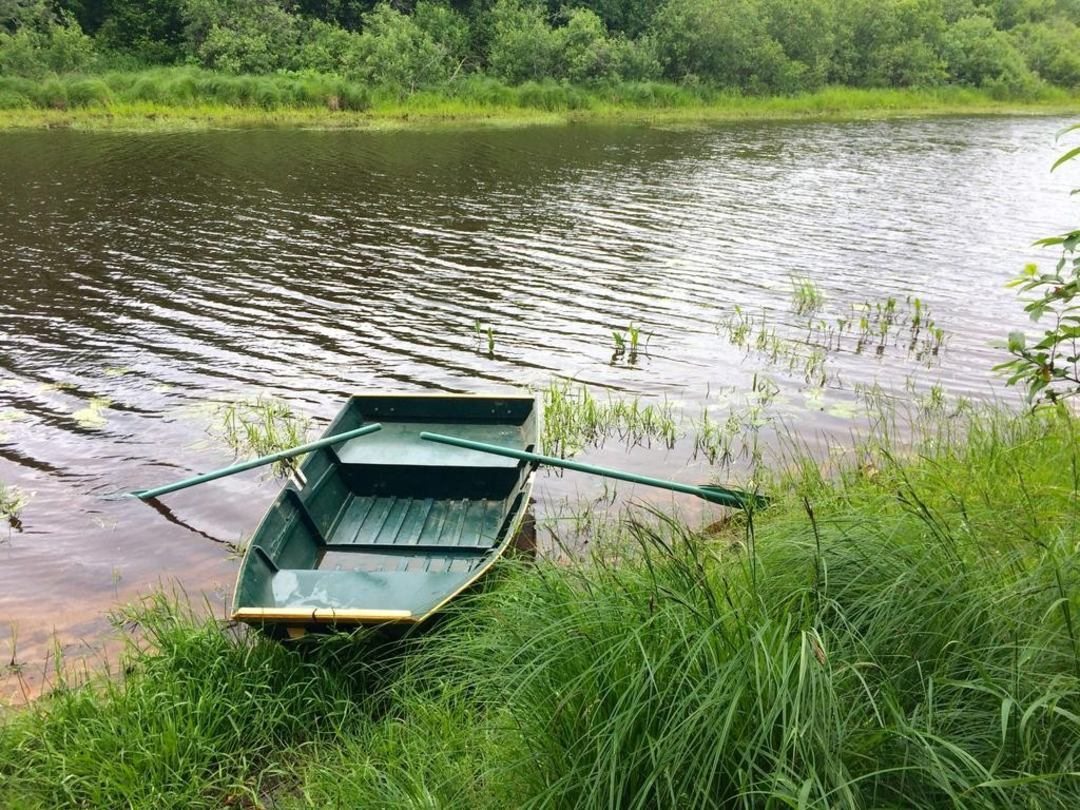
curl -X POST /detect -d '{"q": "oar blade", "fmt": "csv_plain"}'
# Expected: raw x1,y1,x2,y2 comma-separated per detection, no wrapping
696,484,768,509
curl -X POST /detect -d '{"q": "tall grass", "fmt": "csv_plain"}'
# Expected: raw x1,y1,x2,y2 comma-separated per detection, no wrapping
0,595,401,809
292,407,1080,808
3,407,1079,808
0,68,1075,129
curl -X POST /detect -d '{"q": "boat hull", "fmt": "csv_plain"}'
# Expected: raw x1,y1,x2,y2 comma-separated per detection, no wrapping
230,393,539,632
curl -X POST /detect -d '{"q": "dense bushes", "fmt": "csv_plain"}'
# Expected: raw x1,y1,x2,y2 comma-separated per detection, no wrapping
2,0,1080,96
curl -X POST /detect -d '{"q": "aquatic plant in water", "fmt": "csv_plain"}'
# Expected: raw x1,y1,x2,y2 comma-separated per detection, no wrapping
790,275,824,315
0,481,28,528
541,379,677,457
474,320,496,358
721,293,949,388
213,396,311,478
611,323,646,364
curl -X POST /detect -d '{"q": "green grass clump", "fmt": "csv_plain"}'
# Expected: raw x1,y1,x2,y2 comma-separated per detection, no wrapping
542,378,677,456
0,595,399,809
213,395,310,477
0,481,28,526
291,408,1080,808
791,274,824,314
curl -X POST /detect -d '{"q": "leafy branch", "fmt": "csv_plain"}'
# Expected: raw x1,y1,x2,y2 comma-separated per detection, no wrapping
998,123,1080,404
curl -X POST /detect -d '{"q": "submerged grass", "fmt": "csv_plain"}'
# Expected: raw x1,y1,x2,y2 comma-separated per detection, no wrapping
0,69,1075,131
3,407,1079,807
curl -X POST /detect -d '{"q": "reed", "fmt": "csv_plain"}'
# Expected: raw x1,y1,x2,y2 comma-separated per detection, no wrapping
790,275,824,314
1,71,1076,131
0,481,27,527
541,378,678,457
214,396,310,477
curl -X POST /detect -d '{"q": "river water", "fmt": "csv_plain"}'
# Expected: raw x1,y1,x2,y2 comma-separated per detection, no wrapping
1,116,1077,699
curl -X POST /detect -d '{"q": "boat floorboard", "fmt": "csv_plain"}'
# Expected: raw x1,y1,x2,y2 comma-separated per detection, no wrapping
330,494,504,548
318,494,507,575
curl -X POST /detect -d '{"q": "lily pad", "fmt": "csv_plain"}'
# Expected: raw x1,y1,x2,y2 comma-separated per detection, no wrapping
104,367,133,378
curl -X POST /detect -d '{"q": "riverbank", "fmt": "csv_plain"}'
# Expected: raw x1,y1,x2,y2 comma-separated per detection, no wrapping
2,405,1078,807
1,70,1077,130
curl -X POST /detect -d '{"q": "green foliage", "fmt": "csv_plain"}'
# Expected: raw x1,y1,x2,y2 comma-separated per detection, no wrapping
94,0,185,63
1013,20,1080,87
652,0,798,91
289,408,1080,808
0,9,97,77
487,0,561,82
180,0,300,74
4,0,1079,94
0,595,398,808
999,125,1080,403
346,2,469,90
832,0,950,87
941,13,1034,91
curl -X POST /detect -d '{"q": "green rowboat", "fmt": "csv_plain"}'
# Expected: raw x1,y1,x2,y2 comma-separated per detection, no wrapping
230,393,539,634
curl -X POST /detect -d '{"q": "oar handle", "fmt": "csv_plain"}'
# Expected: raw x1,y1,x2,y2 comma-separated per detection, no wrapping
419,432,763,509
133,423,383,500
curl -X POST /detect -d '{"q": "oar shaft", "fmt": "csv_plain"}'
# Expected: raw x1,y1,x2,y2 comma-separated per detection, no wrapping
133,423,382,500
420,431,752,508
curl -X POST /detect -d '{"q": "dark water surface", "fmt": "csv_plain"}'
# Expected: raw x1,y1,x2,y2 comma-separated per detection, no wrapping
1,117,1077,696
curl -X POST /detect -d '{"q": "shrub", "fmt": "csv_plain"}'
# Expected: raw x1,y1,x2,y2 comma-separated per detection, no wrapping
832,0,949,87
487,0,562,83
1013,20,1080,87
344,2,468,91
180,0,300,73
295,18,361,74
0,13,97,77
760,0,838,90
941,13,1034,90
652,0,797,92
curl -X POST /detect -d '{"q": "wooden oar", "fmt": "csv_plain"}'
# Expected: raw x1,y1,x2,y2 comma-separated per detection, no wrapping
419,431,766,509
131,423,383,501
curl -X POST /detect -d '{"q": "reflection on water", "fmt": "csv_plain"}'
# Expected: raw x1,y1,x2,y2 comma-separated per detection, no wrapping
1,117,1077,694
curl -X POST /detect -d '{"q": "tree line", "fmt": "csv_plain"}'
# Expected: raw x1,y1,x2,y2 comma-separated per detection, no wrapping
2,0,1079,94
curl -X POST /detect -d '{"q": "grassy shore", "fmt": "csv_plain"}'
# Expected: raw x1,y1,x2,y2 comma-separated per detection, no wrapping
0,68,1077,131
2,404,1079,807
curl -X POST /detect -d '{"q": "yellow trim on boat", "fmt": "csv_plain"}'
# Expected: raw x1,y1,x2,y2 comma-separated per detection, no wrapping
232,607,413,623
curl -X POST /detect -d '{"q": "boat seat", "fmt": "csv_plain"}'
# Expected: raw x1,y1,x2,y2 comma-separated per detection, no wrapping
267,568,471,613
335,421,528,468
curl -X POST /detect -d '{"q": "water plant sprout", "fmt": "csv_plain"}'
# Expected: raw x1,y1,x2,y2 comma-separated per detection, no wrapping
214,396,311,478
